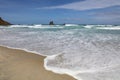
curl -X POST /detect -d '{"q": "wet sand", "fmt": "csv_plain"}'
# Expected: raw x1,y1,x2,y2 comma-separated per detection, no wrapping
0,46,76,80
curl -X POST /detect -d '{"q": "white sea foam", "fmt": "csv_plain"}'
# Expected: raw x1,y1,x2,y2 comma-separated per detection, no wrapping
9,25,29,28
83,25,120,30
83,25,94,29
65,24,79,26
96,26,120,30
0,25,120,80
8,24,64,29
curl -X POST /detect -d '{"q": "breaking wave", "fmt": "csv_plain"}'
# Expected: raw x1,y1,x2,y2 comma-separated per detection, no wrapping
0,24,120,80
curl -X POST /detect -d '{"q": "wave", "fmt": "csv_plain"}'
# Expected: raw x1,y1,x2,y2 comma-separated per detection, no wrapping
96,26,120,30
1,24,120,30
83,25,120,30
65,24,79,26
7,24,64,29
28,25,64,29
0,25,120,80
83,25,94,29
9,25,31,28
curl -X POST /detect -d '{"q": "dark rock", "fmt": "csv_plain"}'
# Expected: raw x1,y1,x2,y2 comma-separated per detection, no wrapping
0,17,11,25
63,23,65,25
49,21,54,25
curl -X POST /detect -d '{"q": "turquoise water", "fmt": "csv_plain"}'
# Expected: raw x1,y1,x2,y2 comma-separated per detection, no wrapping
0,24,120,80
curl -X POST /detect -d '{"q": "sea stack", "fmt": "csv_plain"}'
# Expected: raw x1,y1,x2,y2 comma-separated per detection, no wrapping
49,21,54,25
0,17,11,25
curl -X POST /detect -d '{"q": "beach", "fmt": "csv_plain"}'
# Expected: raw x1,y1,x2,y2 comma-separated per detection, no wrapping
0,46,75,80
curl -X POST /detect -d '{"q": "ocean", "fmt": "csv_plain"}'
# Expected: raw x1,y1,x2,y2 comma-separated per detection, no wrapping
0,24,120,80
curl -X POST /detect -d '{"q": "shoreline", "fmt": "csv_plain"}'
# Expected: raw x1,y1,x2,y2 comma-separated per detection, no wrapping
0,46,76,80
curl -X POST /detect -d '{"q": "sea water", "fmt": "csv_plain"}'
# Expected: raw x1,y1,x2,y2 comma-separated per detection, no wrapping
0,24,120,80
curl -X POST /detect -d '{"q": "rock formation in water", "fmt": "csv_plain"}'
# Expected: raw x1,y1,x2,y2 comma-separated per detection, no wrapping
0,17,11,25
49,21,54,25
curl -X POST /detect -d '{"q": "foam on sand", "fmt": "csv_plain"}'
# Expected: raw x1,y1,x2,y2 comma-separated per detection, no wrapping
0,46,76,80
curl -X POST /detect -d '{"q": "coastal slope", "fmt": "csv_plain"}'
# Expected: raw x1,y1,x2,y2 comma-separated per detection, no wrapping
0,17,11,25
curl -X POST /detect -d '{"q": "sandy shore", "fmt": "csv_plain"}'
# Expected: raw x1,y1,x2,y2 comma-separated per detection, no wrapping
0,46,76,80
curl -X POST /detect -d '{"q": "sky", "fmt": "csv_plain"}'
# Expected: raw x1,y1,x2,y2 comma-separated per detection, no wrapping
0,0,120,24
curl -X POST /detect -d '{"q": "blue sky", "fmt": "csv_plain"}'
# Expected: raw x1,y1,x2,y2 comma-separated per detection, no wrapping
0,0,120,24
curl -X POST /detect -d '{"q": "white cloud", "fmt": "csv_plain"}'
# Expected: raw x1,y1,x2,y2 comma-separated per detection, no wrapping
90,10,120,24
42,0,120,10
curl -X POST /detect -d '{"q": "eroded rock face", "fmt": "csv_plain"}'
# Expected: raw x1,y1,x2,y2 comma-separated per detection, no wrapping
0,17,11,25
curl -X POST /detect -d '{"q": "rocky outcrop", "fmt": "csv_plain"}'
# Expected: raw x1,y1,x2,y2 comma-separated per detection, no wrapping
49,21,54,25
0,17,11,25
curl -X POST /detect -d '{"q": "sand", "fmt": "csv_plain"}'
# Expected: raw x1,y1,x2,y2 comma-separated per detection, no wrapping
0,46,76,80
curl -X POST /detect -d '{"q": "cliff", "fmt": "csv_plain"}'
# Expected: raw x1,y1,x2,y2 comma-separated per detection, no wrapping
0,17,11,25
